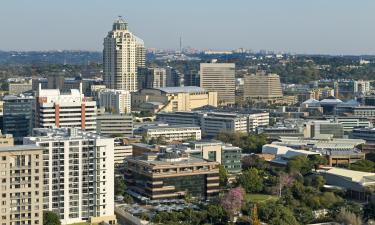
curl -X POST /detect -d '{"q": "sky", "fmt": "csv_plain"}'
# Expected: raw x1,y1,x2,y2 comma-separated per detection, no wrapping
0,0,374,55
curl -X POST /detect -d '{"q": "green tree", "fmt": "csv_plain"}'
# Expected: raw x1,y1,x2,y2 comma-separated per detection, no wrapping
43,211,61,225
218,165,228,187
207,204,227,224
114,176,127,196
238,168,264,193
350,160,375,172
258,202,299,225
287,155,312,175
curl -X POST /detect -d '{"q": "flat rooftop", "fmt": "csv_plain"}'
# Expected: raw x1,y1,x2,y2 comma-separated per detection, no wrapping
0,145,42,153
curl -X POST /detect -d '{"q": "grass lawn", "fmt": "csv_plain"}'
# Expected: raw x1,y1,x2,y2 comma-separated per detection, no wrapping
245,194,278,203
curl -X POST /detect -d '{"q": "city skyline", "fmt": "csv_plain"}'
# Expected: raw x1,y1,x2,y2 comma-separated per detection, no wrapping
0,0,374,55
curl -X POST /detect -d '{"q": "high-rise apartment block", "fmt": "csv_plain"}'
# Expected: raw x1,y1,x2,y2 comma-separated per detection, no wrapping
138,67,167,89
23,128,116,225
243,72,283,103
103,17,145,91
97,89,131,114
200,61,235,105
3,94,34,143
0,145,44,225
35,85,97,132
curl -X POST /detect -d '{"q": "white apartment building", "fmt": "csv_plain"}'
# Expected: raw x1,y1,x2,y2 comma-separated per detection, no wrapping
23,128,116,225
97,89,131,114
35,84,97,132
248,112,270,131
114,141,133,166
0,145,44,225
137,124,201,142
103,16,145,91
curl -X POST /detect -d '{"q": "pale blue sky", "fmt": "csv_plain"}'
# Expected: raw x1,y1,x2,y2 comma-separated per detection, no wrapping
0,0,374,54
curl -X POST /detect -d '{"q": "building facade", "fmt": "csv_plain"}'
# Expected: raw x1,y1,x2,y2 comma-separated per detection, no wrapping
3,95,34,143
243,72,283,103
124,153,219,200
138,67,167,89
23,128,116,225
35,85,97,132
136,124,202,143
103,17,145,91
0,145,44,225
96,114,133,137
200,62,235,105
131,86,217,113
97,89,131,114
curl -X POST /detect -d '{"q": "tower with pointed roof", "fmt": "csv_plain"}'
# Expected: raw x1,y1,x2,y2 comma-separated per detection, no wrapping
103,16,145,91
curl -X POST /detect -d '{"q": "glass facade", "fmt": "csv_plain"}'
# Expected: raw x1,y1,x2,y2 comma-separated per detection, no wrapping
3,97,34,143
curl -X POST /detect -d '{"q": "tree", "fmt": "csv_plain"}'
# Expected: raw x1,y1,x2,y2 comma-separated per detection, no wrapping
350,160,375,172
242,155,268,170
277,172,295,197
311,175,325,190
364,200,375,221
207,204,227,224
221,187,245,220
258,202,299,225
218,165,228,187
114,176,127,196
287,155,312,175
251,205,261,225
238,168,264,193
336,207,362,225
43,211,61,225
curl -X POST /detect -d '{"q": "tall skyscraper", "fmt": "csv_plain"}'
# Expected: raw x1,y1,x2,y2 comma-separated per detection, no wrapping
103,16,145,91
24,128,116,225
200,61,235,105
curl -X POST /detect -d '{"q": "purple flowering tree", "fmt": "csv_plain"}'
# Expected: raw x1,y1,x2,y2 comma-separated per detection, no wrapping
221,187,245,220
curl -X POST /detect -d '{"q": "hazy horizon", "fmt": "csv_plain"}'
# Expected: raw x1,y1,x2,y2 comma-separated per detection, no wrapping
1,0,374,55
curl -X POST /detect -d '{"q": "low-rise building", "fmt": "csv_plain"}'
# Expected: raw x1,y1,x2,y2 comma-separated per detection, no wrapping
304,120,344,139
131,86,217,113
135,124,202,143
124,152,220,200
97,113,133,137
114,139,133,166
318,167,375,201
157,111,269,137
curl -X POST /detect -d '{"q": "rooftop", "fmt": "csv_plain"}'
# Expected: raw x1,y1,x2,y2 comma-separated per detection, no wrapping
0,145,42,153
157,86,207,94
320,167,375,184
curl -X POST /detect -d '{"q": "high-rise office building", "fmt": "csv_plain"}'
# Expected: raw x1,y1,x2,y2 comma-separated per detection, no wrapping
0,145,44,225
3,94,34,143
243,72,283,103
200,61,235,105
97,89,131,114
166,66,184,87
103,16,145,91
24,128,116,225
138,67,167,89
35,84,97,132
